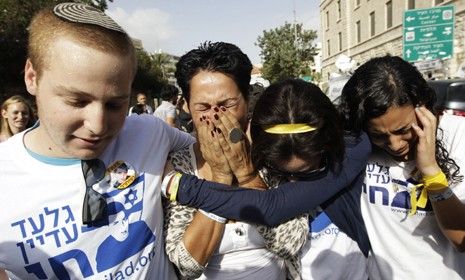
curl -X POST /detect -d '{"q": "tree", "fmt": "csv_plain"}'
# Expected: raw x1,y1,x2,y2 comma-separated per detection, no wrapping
132,49,169,100
0,0,111,99
256,22,318,83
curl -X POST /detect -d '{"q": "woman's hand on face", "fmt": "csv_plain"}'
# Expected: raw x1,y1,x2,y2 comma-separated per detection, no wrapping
411,106,442,176
197,116,233,184
211,107,258,185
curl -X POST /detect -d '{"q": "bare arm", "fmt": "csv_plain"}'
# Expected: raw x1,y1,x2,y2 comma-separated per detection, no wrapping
430,195,465,251
413,107,465,251
166,116,176,127
164,120,232,278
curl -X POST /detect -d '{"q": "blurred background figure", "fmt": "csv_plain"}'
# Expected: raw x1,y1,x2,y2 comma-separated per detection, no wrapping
128,92,153,115
130,104,146,115
154,84,178,127
0,95,35,143
175,96,193,133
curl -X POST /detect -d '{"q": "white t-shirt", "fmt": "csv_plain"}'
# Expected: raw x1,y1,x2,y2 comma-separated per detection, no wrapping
0,115,194,279
300,208,368,280
128,104,153,115
154,101,176,122
362,114,465,279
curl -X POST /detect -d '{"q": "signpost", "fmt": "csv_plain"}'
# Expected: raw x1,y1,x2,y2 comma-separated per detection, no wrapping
403,5,455,62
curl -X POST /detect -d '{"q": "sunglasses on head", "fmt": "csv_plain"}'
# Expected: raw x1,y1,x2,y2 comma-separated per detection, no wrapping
81,159,108,225
265,155,328,181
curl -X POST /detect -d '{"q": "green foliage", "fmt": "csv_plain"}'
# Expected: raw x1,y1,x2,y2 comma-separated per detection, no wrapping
132,49,170,100
256,22,318,83
0,0,111,99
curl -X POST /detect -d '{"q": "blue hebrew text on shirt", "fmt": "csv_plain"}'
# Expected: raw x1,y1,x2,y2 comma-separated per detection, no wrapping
364,162,432,212
309,211,332,233
10,173,157,279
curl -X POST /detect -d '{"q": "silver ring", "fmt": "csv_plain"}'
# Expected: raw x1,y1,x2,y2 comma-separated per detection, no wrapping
229,128,244,144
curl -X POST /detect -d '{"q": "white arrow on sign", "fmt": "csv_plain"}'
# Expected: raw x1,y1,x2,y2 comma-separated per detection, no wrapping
406,16,415,22
406,49,412,58
443,27,452,36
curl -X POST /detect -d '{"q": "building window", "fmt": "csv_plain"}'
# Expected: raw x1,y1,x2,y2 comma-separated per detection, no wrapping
435,0,444,5
337,0,341,19
407,0,415,9
327,39,331,56
370,11,375,37
386,1,393,29
338,32,342,51
356,20,361,43
326,10,330,29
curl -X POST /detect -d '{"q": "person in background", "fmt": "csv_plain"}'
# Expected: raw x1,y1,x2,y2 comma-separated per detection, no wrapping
128,92,153,115
0,95,35,143
130,103,146,115
339,55,465,279
154,84,178,127
164,41,305,279
175,96,193,133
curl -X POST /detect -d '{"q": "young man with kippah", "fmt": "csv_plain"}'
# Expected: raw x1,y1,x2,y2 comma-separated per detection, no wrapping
0,3,372,280
0,3,193,279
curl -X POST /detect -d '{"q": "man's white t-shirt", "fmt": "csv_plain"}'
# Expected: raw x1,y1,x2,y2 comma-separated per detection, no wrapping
154,101,176,122
0,115,194,279
362,114,465,279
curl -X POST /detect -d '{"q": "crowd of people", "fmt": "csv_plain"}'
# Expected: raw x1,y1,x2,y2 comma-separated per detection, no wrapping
0,3,463,280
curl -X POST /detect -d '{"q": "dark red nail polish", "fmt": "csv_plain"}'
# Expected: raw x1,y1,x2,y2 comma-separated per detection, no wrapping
221,106,226,112
211,131,214,137
206,120,210,125
214,114,219,120
214,107,219,112
216,128,222,133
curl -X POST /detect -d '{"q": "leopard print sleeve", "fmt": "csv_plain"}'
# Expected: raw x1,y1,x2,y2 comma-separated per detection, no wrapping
255,171,310,280
163,201,204,279
163,146,206,279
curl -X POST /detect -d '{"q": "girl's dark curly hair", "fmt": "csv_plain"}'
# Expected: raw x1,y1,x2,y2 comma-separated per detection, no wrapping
338,55,462,183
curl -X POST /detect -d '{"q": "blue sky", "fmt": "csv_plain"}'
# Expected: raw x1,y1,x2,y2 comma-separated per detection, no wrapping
107,0,320,64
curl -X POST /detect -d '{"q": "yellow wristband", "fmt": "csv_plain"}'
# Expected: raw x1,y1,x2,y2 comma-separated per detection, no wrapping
423,171,448,191
169,173,182,202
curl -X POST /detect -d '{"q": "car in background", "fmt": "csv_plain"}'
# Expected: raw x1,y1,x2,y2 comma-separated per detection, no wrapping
428,79,465,117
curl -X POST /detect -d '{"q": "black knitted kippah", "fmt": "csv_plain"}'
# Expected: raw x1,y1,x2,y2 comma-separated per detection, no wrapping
53,2,125,34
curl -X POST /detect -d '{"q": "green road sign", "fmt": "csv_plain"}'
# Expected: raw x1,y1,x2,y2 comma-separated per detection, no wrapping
403,5,454,62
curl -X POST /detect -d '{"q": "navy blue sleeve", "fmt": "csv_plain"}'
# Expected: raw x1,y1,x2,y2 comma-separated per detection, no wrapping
322,173,371,257
176,132,371,226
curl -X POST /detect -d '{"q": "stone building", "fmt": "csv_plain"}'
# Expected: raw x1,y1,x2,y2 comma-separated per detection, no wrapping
319,0,465,82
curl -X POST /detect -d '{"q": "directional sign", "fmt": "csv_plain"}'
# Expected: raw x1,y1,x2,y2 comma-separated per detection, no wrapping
403,5,455,62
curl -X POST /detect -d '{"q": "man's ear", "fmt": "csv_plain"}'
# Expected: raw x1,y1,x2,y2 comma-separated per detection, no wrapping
24,59,38,96
1,109,7,119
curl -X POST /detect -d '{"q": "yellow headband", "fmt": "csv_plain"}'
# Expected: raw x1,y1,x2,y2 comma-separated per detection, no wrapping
263,124,317,134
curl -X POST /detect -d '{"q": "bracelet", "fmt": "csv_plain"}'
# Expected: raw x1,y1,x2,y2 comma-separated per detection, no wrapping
423,171,448,191
428,188,454,202
161,170,177,198
169,173,182,202
198,209,227,224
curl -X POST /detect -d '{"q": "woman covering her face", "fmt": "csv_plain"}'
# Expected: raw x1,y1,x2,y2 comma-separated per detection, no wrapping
164,42,306,280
